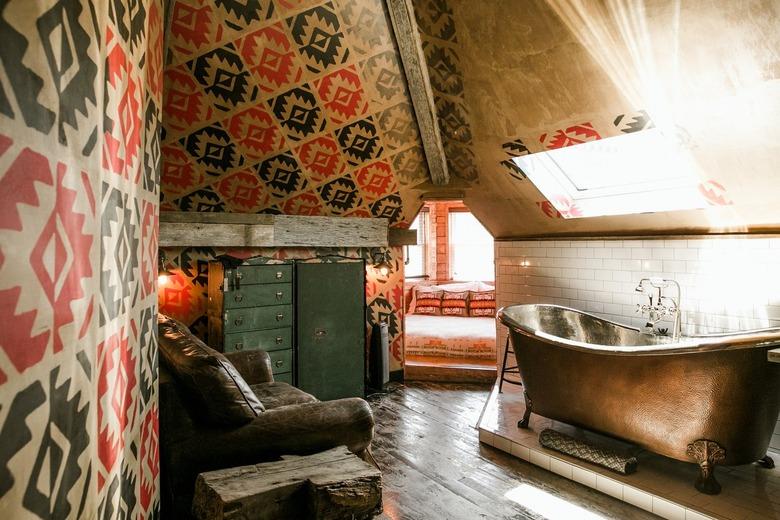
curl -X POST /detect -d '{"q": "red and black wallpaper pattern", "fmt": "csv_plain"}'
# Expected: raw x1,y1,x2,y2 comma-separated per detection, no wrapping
0,0,162,517
161,0,430,219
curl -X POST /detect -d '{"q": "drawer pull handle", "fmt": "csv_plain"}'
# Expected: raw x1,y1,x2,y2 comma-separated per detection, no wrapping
235,271,242,290
234,294,243,302
315,328,327,338
234,317,244,326
275,291,283,300
275,313,284,321
275,271,283,279
235,343,243,351
275,336,283,344
274,360,284,368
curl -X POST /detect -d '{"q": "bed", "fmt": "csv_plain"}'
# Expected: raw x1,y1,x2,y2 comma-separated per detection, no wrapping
404,314,497,359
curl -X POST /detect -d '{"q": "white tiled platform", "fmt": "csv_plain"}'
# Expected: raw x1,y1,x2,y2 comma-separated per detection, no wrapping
478,384,780,520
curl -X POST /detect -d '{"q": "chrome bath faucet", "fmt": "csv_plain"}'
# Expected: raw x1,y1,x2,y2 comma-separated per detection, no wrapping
635,277,682,341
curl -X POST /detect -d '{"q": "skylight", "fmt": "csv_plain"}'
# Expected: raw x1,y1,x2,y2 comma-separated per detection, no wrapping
512,128,712,218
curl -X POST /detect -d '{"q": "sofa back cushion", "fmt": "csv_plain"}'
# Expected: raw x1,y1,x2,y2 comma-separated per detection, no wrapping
158,314,264,426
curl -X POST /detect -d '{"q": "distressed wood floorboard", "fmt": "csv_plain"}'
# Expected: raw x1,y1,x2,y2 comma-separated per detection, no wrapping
370,382,656,519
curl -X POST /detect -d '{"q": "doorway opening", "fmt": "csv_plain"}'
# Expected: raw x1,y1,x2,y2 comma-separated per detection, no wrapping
403,201,497,382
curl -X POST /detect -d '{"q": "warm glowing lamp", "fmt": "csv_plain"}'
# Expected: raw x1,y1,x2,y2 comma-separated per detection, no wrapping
371,250,392,277
158,250,172,285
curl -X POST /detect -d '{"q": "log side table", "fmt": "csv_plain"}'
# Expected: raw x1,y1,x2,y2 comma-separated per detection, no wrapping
193,446,382,520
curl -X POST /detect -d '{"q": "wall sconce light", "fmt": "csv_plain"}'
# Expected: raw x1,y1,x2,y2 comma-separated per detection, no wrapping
371,250,392,277
158,250,172,285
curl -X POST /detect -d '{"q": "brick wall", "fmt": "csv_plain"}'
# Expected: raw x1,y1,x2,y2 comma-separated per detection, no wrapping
424,201,467,281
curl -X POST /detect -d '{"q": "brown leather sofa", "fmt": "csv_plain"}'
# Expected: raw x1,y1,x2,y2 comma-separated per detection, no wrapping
158,315,375,518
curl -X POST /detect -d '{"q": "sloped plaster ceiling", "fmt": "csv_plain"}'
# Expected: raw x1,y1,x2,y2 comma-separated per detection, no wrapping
161,0,433,227
421,0,780,238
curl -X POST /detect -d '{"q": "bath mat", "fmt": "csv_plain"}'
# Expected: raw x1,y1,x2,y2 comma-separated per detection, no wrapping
539,428,638,475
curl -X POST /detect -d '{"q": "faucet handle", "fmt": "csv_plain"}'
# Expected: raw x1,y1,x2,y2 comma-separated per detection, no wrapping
659,296,678,313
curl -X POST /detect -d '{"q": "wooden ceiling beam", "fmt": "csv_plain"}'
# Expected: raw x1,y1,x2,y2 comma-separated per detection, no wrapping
386,0,450,186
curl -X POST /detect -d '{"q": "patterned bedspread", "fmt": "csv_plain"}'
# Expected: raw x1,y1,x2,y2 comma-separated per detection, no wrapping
405,315,497,359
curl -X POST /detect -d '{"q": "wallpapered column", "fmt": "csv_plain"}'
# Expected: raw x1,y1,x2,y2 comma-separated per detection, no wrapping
0,0,162,518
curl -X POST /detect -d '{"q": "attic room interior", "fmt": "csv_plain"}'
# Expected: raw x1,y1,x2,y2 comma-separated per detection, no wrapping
1,0,780,518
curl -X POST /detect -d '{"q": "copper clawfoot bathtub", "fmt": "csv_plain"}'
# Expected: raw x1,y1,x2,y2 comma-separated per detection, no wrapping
498,304,780,495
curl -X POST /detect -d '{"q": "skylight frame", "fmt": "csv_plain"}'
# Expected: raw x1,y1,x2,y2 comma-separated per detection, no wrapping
512,127,711,218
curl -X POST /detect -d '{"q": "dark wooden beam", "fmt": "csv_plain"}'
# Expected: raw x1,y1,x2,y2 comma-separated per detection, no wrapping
386,0,449,186
389,228,418,246
420,190,467,201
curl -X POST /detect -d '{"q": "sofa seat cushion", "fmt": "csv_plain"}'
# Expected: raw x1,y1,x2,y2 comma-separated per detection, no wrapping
158,314,264,426
250,382,317,410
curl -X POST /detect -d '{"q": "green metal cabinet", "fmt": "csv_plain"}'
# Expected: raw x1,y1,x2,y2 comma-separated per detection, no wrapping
208,261,295,383
296,261,366,401
208,259,365,400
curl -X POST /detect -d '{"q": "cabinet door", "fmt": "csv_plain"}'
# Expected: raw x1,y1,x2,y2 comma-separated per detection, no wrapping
296,261,365,400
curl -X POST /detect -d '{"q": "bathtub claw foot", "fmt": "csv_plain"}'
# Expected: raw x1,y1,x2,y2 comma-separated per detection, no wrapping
518,392,533,429
686,439,725,495
758,455,775,469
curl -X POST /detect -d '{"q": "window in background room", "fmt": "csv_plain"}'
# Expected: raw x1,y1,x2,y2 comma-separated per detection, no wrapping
449,211,494,281
405,210,429,278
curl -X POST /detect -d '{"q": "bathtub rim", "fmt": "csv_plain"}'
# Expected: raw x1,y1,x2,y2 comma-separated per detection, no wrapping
497,303,780,356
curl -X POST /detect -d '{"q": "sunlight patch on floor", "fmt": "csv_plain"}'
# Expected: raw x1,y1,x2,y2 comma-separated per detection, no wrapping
504,484,607,520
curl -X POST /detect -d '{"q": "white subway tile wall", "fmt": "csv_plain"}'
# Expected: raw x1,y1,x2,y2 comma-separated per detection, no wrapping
494,236,780,451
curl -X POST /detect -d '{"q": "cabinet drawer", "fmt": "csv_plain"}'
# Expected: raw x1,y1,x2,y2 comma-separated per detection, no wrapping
224,283,292,309
274,372,293,385
226,264,292,287
268,350,293,374
224,328,292,353
224,305,293,333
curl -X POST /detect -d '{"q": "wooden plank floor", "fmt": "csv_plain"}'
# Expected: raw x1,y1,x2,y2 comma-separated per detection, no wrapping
368,382,655,519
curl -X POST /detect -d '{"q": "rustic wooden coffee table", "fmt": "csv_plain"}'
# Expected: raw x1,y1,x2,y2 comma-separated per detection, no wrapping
192,446,382,519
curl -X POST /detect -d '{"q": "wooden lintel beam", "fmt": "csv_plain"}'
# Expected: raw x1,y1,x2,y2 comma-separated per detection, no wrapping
386,0,450,186
420,190,466,201
160,212,273,225
388,228,418,246
273,215,387,247
159,212,390,248
159,222,274,247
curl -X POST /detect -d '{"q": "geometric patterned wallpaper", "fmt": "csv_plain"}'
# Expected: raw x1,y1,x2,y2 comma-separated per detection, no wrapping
159,0,431,371
414,0,478,184
0,0,161,518
161,0,431,222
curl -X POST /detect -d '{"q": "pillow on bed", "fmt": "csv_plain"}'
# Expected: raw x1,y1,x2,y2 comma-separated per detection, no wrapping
441,290,469,316
468,290,496,317
414,287,443,315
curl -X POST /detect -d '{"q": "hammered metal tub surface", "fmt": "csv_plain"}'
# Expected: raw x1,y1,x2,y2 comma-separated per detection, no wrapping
498,304,780,471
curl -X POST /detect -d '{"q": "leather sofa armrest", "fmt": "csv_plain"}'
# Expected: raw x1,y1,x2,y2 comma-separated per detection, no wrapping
223,350,274,385
172,397,374,471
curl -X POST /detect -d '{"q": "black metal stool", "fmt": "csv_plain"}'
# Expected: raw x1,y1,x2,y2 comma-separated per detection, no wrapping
499,336,522,392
